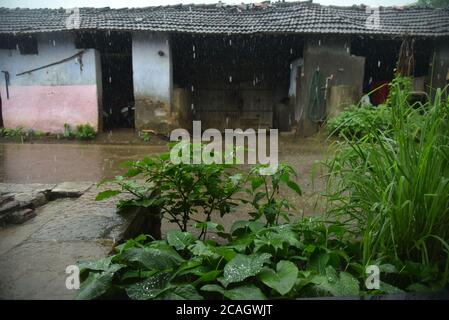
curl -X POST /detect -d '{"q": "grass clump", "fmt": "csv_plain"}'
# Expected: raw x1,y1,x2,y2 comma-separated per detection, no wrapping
325,77,449,291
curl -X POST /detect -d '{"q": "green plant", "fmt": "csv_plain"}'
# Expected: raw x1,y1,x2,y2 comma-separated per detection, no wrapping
74,123,96,140
327,104,394,139
139,131,151,142
0,126,24,138
324,77,449,290
76,217,383,300
63,123,74,139
244,164,302,226
96,144,246,239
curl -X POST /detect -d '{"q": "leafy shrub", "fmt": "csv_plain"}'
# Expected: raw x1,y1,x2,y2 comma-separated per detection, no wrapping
327,105,393,139
0,126,24,138
325,77,449,291
97,145,246,238
244,164,301,226
74,123,96,140
97,146,303,239
77,218,402,300
139,131,151,142
63,123,74,139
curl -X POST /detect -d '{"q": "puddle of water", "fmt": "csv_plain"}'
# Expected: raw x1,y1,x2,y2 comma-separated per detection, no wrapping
0,143,168,183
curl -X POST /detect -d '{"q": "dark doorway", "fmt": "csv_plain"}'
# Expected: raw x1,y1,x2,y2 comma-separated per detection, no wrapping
98,32,135,130
172,34,304,132
351,37,433,105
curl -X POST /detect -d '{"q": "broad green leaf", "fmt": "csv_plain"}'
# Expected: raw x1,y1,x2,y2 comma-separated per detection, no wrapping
286,180,302,195
189,241,219,258
95,190,121,201
166,230,195,250
157,285,204,300
224,284,267,300
195,221,224,232
211,246,237,261
76,271,114,300
78,256,113,274
230,220,264,235
126,272,171,300
258,261,299,295
193,270,222,285
308,253,330,273
171,258,204,278
379,281,404,294
379,264,398,274
121,246,184,270
123,168,142,178
120,270,158,281
220,253,271,287
251,177,265,191
310,266,359,297
201,284,225,295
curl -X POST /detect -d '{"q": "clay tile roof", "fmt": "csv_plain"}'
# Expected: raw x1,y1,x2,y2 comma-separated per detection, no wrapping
0,2,448,37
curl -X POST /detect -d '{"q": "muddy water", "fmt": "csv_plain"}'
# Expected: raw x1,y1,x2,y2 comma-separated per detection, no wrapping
0,135,330,215
0,143,168,183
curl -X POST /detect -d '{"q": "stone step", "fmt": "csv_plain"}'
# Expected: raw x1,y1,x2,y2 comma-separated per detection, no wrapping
0,200,20,216
7,208,36,225
0,194,14,206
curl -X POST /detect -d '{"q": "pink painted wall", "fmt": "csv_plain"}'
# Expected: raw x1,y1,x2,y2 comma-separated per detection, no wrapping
1,85,98,133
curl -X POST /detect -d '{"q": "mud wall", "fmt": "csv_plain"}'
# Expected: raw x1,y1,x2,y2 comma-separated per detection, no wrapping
132,32,173,133
298,36,365,137
0,32,101,133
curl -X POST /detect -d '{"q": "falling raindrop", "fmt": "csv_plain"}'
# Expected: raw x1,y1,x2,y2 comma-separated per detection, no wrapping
191,103,194,110
52,40,56,46
318,39,321,46
109,76,112,83
191,85,194,92
290,63,292,70
229,76,232,83
229,39,232,46
369,77,373,84
193,52,196,59
192,45,196,52
378,60,381,68
290,48,293,54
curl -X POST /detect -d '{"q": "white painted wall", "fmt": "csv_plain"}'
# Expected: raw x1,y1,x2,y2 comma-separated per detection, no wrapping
132,32,172,104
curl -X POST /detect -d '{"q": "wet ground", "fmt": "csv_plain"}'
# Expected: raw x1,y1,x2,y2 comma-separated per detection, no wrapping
0,133,330,216
0,132,331,299
0,182,141,299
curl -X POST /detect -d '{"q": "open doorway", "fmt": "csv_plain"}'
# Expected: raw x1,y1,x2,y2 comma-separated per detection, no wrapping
97,32,134,130
172,34,304,132
351,37,433,105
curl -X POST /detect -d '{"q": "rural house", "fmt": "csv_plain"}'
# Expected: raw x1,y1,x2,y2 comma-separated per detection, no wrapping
0,1,448,136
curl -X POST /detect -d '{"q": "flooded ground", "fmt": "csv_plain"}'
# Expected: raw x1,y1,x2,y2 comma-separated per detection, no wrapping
0,133,331,216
